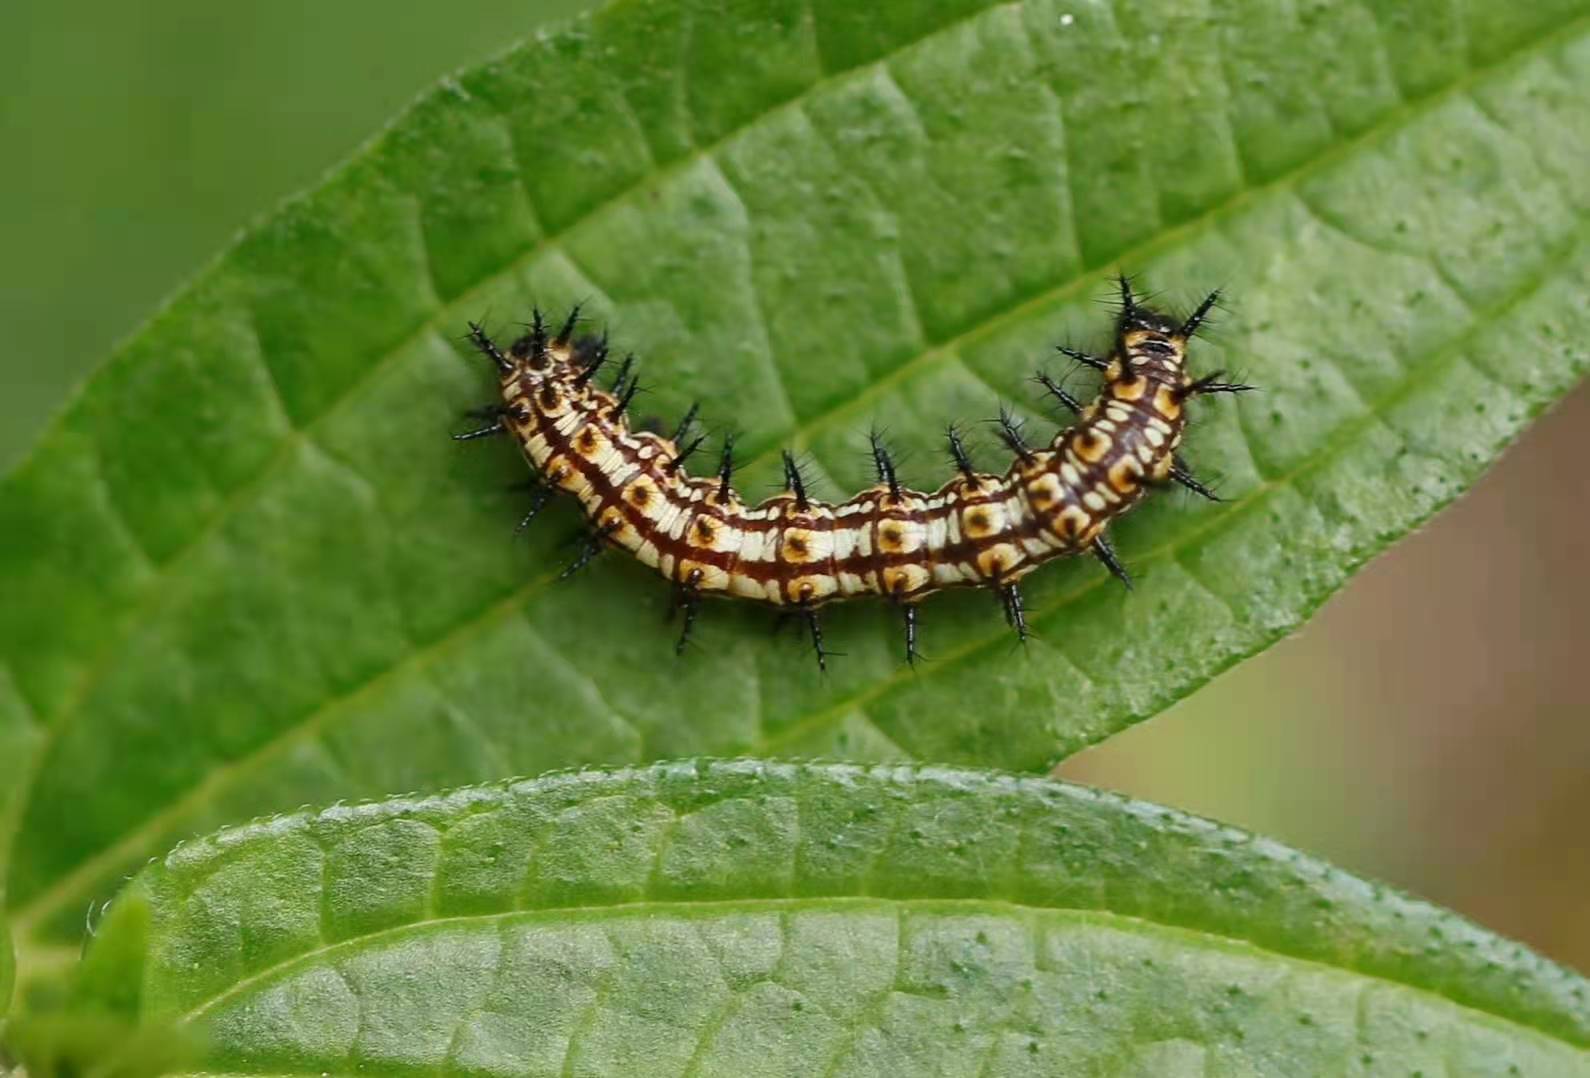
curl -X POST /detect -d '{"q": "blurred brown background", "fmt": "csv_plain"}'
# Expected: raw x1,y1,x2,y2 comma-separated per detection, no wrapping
3,1,1585,973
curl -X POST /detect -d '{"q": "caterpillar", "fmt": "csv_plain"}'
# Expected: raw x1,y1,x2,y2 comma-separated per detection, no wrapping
455,277,1250,669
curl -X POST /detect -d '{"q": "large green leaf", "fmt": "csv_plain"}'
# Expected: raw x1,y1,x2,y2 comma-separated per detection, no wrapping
65,762,1590,1074
3,0,1588,977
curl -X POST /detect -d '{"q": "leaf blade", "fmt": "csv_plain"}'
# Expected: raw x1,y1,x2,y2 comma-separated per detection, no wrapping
3,0,1588,955
70,762,1590,1073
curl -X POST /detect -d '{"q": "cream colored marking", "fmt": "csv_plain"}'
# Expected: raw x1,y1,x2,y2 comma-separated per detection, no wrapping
1136,444,1156,464
1060,462,1082,487
1144,425,1167,448
729,573,763,600
1082,490,1108,512
634,542,661,569
1020,536,1051,557
738,528,770,563
1105,403,1133,424
1152,456,1174,481
831,525,860,562
838,571,867,596
939,506,963,546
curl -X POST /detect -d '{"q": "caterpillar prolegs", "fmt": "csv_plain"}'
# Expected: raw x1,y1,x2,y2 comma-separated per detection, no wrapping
455,277,1251,669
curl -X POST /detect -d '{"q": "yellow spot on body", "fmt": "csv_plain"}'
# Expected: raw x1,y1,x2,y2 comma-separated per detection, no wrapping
1151,455,1174,481
693,516,719,547
782,528,816,563
1154,384,1183,420
545,457,578,491
1073,429,1111,463
876,517,923,555
624,475,659,513
786,574,837,604
1055,505,1091,541
1025,474,1062,510
1108,456,1143,494
1113,376,1148,402
976,543,1021,580
963,505,998,538
574,425,605,458
881,563,930,596
678,558,728,592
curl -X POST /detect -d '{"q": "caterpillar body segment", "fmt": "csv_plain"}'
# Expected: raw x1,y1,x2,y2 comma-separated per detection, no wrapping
459,277,1249,667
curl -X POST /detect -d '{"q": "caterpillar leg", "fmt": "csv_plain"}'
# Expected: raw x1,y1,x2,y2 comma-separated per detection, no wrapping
453,407,506,441
946,423,978,479
1092,535,1133,591
671,569,704,656
869,429,902,499
558,521,617,579
1176,370,1255,401
901,602,920,667
1056,344,1108,372
1180,289,1222,338
998,582,1029,643
466,321,512,373
1033,371,1082,416
992,405,1035,463
803,607,832,672
1169,455,1221,502
514,484,553,534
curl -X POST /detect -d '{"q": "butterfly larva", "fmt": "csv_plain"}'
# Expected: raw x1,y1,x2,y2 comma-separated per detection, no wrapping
455,276,1251,668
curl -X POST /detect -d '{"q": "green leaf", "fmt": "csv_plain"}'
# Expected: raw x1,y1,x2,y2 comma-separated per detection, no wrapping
67,762,1590,1074
1,911,11,1024
4,0,1589,970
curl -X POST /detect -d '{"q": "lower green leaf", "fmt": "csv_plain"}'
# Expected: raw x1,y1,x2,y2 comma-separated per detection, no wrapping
1,910,11,1023
68,761,1588,1075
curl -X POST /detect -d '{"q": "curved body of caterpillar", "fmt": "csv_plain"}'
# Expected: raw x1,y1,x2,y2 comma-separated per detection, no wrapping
456,278,1250,668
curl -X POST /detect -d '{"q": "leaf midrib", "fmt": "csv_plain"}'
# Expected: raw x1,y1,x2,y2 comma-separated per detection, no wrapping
12,14,1588,943
166,894,1585,1053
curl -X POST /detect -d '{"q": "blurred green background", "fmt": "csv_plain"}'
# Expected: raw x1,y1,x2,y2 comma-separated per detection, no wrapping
3,0,1585,973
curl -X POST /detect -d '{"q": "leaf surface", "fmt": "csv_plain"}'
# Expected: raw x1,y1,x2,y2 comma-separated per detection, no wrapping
3,0,1589,963
68,762,1590,1075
